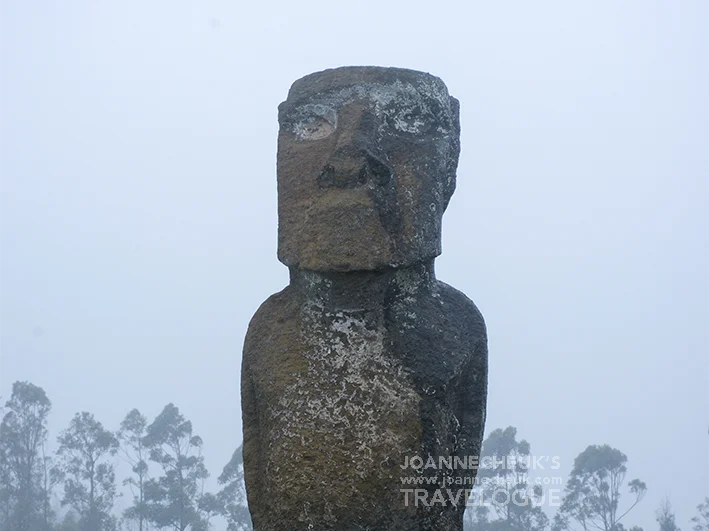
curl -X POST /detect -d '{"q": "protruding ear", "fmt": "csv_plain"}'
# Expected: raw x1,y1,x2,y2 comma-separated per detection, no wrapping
442,96,461,211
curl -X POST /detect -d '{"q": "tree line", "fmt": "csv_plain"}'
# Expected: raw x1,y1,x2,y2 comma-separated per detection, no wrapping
463,426,708,531
0,381,250,531
1,381,707,531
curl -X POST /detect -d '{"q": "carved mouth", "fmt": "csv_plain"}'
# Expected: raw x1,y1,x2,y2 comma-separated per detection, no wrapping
307,190,375,212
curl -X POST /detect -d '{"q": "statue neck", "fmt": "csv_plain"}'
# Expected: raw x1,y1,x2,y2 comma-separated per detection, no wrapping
289,259,436,310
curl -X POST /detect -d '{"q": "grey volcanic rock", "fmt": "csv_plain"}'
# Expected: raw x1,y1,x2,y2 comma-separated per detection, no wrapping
241,66,488,530
276,67,460,272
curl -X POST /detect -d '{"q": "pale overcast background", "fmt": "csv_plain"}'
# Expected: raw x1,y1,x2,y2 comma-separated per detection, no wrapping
1,1,707,529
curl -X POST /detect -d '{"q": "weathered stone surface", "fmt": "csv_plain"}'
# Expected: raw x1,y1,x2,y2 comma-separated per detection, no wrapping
276,67,460,272
242,66,487,530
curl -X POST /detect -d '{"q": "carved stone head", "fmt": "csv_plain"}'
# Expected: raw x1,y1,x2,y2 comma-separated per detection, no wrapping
277,66,460,271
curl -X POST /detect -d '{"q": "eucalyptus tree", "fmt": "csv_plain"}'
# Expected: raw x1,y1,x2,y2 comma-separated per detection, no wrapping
143,404,217,531
0,381,52,531
552,445,646,531
57,411,119,531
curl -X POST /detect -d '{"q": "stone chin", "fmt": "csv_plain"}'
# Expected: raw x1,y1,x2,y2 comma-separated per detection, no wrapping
276,185,445,271
277,205,442,272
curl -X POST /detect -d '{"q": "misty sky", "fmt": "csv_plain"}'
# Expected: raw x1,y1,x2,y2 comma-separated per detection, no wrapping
1,1,707,529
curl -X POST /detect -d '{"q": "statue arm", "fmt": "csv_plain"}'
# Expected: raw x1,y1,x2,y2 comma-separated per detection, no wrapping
458,334,488,460
240,343,263,511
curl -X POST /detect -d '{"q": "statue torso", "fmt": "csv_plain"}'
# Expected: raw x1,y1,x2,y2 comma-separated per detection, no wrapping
242,270,487,530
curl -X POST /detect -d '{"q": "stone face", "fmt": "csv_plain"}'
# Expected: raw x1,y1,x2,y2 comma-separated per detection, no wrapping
277,66,460,272
242,67,487,530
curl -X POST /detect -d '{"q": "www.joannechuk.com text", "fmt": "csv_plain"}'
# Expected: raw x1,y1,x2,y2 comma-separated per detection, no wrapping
400,473,564,488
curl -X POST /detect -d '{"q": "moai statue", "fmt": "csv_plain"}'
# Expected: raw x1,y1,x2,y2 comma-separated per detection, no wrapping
241,66,488,530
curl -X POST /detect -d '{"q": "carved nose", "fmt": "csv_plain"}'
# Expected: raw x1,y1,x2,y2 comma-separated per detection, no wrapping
317,150,393,189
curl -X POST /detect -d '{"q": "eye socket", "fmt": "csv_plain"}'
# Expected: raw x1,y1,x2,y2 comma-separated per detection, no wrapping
394,108,429,134
297,116,335,140
291,104,337,140
385,99,451,137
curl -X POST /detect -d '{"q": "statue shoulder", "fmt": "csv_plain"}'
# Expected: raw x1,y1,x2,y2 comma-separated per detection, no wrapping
434,280,487,343
243,285,300,358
